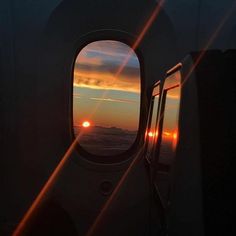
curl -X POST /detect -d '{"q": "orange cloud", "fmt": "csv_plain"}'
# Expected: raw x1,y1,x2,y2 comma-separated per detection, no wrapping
77,50,104,66
73,70,140,93
73,40,140,93
89,97,137,104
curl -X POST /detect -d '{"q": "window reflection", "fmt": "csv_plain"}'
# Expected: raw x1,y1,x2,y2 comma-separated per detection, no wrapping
73,40,140,156
146,85,160,157
158,71,181,168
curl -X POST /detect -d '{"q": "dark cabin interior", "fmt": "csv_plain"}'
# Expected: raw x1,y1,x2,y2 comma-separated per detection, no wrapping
1,0,235,235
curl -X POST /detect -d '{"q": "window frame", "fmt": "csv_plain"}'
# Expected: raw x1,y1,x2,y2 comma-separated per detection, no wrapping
154,63,182,171
70,30,145,164
145,81,162,163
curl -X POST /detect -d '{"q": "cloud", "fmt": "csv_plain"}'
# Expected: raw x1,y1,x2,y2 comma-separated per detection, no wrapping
89,97,137,104
73,40,140,93
74,70,140,93
74,62,139,79
79,40,137,62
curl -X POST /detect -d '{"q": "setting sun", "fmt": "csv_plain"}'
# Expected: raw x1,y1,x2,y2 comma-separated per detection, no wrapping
82,121,91,128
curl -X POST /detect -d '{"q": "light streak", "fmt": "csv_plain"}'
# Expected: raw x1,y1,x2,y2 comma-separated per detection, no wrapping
86,0,165,119
12,133,84,236
86,2,236,234
86,147,144,236
85,1,166,235
181,1,236,87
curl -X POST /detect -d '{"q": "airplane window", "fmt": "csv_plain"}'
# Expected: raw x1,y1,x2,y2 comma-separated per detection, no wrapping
158,70,181,170
146,84,160,158
73,40,140,156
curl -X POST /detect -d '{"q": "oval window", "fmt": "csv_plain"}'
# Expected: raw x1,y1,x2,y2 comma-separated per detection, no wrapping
73,40,140,156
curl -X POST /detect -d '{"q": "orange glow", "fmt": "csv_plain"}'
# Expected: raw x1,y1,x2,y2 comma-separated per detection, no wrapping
148,131,154,137
82,121,91,128
155,131,159,138
162,131,178,140
148,130,158,138
172,131,178,150
74,70,140,93
173,132,177,140
163,131,171,137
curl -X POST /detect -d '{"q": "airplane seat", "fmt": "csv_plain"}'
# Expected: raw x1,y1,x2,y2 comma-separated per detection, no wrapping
168,50,232,235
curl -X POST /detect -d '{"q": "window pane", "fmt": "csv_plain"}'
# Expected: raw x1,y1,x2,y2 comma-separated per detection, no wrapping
158,71,181,168
73,40,140,156
147,86,160,157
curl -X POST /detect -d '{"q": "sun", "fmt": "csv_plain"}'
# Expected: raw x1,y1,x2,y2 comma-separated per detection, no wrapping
82,121,91,128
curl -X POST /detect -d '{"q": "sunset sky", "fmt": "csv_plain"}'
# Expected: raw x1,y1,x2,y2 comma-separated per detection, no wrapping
73,40,140,131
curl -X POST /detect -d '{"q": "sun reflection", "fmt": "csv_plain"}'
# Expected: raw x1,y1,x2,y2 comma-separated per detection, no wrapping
162,131,178,140
161,130,178,150
148,131,154,137
173,132,177,140
147,130,158,138
172,131,178,150
163,131,171,137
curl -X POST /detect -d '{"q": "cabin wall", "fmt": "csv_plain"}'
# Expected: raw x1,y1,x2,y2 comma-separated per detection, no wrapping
164,0,236,59
0,0,235,234
0,0,63,233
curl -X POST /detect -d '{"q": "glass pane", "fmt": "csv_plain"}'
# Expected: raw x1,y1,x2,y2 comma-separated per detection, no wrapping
147,88,160,156
73,40,140,156
158,71,181,168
